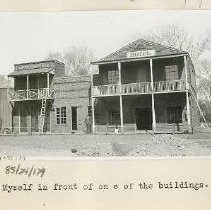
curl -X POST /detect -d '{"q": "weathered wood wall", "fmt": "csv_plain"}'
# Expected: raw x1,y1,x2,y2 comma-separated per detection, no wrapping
0,88,12,130
50,75,91,133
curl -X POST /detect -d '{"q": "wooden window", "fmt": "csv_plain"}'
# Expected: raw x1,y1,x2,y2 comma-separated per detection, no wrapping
167,106,182,124
108,110,120,125
56,107,66,124
108,70,119,84
165,65,179,80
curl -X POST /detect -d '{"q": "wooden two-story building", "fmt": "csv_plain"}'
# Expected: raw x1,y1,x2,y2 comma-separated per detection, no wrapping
8,60,91,134
91,39,200,133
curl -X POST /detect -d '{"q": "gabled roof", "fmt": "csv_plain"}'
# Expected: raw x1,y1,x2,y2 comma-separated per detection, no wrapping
92,39,188,64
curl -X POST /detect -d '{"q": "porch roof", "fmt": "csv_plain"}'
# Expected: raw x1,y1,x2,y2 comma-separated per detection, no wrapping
91,39,188,65
8,68,54,77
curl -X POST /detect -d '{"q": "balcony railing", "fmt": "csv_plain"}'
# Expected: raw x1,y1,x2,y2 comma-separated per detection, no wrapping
92,84,120,96
153,80,186,92
92,80,186,97
8,88,54,101
121,82,152,94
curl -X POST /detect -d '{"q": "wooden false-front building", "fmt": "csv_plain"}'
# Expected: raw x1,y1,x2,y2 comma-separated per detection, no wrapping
91,39,200,133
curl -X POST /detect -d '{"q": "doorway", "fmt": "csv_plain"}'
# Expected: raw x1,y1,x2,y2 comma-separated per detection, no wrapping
71,107,77,131
31,113,39,132
20,109,27,133
136,108,152,130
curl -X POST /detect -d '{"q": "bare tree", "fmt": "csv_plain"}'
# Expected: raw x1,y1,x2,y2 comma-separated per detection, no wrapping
132,24,209,64
201,60,211,79
197,60,211,102
63,46,95,76
198,78,211,102
45,46,95,76
45,51,63,62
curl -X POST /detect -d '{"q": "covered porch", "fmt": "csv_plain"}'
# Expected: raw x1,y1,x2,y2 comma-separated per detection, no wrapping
12,101,51,134
93,92,189,133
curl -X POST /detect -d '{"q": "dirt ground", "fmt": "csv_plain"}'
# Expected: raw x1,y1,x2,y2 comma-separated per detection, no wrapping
0,133,211,157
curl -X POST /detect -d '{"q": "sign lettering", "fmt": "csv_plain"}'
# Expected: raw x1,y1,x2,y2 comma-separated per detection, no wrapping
126,50,156,59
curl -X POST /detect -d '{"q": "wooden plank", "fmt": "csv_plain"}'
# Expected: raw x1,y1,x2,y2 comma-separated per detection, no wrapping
118,62,123,132
119,95,123,132
27,75,29,99
47,73,50,88
150,59,156,132
91,74,95,133
184,55,191,132
18,107,21,133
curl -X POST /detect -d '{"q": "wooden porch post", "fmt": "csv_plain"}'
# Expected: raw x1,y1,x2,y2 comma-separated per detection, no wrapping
118,61,123,132
38,76,40,98
29,109,32,134
119,95,123,132
47,73,50,96
91,74,95,133
184,55,191,132
150,59,156,132
91,98,95,133
26,75,29,99
18,107,21,133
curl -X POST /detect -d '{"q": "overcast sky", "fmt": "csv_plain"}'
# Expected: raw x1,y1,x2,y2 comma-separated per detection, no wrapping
0,10,211,75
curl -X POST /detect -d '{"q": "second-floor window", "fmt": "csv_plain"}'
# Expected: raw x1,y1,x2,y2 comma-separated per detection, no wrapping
108,70,119,84
165,65,179,80
56,107,66,124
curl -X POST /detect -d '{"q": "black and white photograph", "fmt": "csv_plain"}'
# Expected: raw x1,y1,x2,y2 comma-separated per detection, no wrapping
0,10,211,157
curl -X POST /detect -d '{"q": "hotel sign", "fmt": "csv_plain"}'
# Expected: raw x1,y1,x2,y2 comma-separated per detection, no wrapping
126,50,156,59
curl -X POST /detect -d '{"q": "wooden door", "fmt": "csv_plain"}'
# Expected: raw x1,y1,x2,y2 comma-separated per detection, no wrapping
20,109,27,132
72,107,77,130
136,108,152,130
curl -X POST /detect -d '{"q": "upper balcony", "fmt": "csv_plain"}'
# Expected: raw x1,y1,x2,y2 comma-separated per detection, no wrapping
92,55,192,97
8,88,54,101
7,60,66,101
92,80,186,97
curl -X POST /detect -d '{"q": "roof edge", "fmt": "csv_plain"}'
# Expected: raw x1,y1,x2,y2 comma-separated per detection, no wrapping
8,68,54,77
91,38,188,65
91,52,189,65
14,60,64,67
